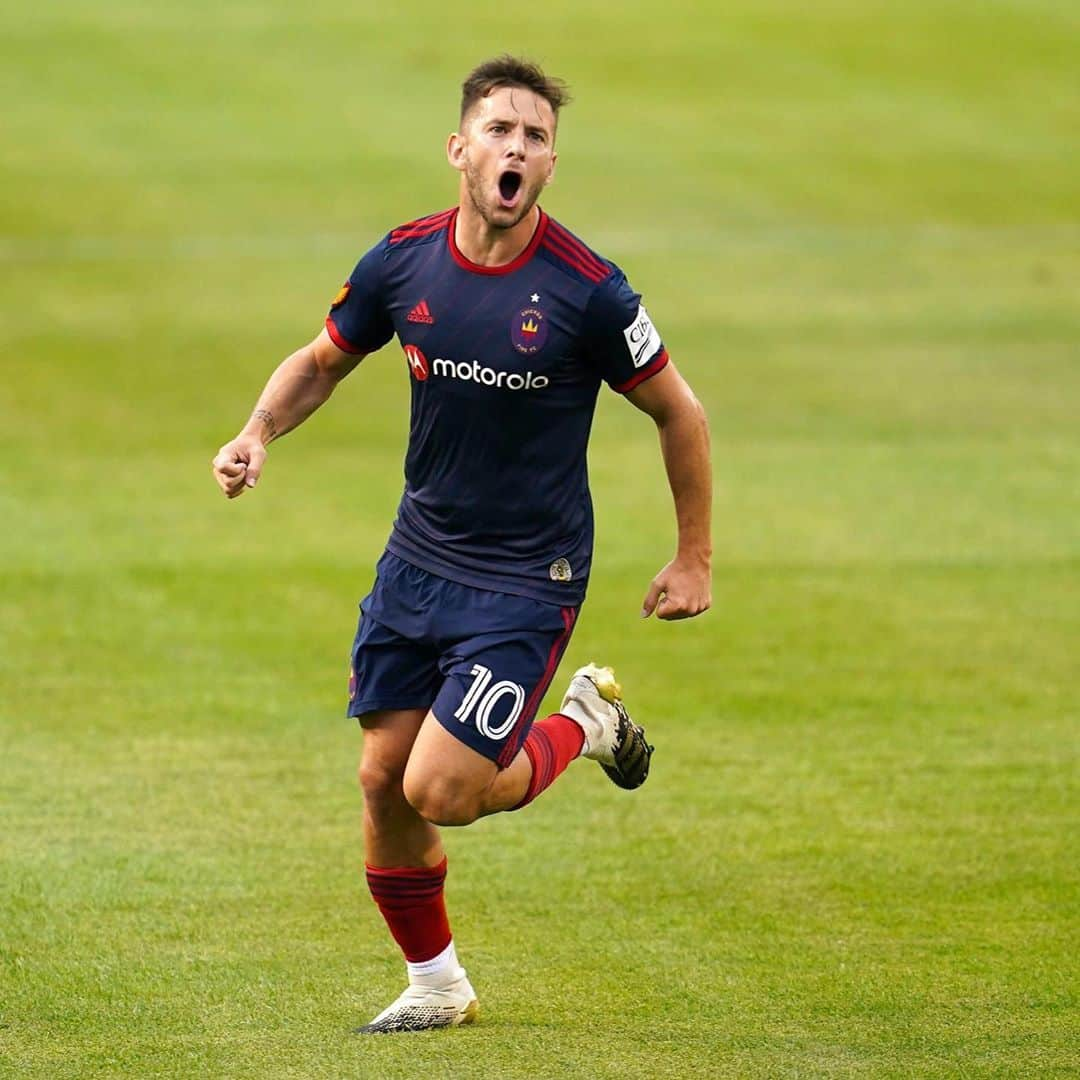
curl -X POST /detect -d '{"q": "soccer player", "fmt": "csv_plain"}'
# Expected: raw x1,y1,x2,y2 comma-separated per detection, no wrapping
212,56,711,1033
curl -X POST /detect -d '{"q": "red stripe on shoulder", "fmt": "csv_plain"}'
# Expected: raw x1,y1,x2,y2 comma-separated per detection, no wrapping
544,222,609,278
395,208,454,232
542,235,609,283
390,223,451,242
545,220,605,265
612,349,670,394
542,230,610,282
391,219,453,243
390,208,454,244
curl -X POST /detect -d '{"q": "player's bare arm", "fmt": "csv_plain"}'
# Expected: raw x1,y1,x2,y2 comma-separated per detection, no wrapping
211,328,361,498
627,362,713,620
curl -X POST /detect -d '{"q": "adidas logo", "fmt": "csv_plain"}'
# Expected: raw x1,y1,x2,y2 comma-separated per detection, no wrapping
407,299,435,325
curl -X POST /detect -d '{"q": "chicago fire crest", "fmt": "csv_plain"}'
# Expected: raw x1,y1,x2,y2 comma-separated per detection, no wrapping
511,305,549,355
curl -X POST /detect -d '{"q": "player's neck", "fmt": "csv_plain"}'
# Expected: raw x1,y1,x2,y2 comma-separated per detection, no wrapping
454,202,540,268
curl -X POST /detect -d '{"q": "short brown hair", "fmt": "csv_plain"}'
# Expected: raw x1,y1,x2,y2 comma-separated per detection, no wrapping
460,55,571,126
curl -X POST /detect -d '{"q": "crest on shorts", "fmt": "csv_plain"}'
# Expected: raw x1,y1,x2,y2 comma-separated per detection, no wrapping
330,282,351,309
512,305,549,355
549,557,572,582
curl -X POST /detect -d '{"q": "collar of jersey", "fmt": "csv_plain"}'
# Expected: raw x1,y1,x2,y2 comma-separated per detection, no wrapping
447,206,549,276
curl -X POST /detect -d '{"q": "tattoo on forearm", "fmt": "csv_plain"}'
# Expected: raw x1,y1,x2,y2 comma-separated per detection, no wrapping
252,408,277,440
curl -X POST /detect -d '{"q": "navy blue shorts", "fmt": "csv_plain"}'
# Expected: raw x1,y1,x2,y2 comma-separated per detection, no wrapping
347,552,579,768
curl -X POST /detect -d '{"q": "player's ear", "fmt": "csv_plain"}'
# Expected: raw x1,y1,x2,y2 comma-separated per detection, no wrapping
447,132,466,173
544,150,557,186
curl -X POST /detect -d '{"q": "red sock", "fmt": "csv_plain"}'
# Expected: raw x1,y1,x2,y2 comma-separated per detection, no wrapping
365,857,452,963
512,713,585,810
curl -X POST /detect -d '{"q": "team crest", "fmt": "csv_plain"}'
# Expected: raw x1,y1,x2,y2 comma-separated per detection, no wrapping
330,282,350,308
549,557,573,582
511,305,549,355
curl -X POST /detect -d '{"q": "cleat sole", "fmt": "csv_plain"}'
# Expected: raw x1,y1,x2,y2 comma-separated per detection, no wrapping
354,998,479,1035
601,724,654,789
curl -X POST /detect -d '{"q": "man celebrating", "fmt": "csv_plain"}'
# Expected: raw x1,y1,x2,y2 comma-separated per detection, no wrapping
212,56,711,1033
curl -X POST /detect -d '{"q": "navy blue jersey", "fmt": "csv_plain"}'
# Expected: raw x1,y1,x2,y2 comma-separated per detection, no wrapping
326,207,668,605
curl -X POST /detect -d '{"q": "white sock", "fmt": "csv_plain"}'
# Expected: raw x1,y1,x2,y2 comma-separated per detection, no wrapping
560,706,591,756
406,938,459,985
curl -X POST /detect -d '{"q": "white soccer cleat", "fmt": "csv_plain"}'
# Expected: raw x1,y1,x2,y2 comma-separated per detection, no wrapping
354,968,478,1034
560,663,654,789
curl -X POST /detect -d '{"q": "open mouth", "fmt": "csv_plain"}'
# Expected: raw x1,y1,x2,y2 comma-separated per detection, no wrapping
498,170,523,206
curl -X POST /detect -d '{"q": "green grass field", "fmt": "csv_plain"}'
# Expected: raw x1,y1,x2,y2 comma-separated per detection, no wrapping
2,1,1078,1076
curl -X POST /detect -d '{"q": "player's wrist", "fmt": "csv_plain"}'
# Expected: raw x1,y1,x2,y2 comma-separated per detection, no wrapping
237,425,267,446
675,545,711,568
242,407,278,445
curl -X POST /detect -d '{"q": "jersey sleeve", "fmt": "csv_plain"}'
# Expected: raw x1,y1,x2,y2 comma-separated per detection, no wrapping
324,235,396,356
581,269,670,393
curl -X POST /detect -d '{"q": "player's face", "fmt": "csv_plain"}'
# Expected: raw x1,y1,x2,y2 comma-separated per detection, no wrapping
449,86,557,230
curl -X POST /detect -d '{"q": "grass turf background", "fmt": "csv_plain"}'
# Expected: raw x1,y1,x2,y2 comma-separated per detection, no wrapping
2,1,1078,1076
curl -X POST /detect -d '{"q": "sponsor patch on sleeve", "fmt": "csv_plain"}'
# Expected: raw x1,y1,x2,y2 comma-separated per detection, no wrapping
330,282,351,309
622,304,661,368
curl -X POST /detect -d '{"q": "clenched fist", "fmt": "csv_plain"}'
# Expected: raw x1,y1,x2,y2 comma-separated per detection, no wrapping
641,554,712,620
212,434,266,499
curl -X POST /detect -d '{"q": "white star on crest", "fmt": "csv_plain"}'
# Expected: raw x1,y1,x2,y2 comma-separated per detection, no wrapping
530,293,540,303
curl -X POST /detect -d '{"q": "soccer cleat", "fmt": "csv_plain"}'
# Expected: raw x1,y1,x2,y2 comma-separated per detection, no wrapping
559,663,654,790
354,969,479,1034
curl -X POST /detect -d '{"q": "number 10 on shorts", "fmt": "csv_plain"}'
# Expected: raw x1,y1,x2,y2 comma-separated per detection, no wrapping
454,664,526,741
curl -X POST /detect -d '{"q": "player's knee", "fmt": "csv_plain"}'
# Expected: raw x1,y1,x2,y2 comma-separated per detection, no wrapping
358,757,406,812
403,772,481,827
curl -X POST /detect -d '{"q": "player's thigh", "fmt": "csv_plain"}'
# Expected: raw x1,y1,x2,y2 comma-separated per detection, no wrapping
348,610,441,721
404,623,575,807
357,707,429,797
405,709,500,801
347,608,441,793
